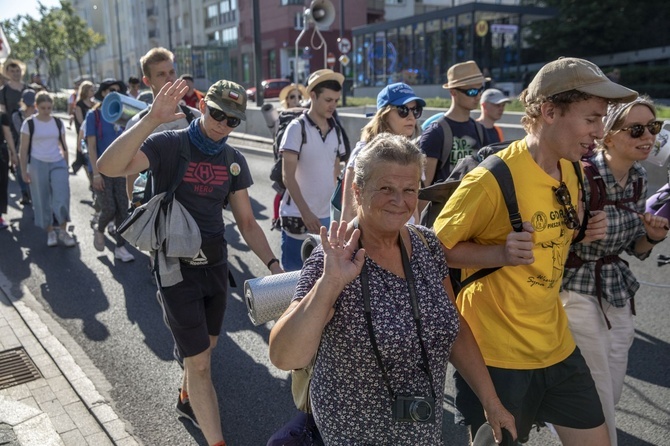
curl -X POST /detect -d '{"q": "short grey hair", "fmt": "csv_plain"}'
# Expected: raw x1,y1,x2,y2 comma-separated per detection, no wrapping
353,133,424,189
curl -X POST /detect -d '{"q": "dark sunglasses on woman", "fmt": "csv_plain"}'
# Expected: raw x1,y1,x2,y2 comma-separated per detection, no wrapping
395,104,423,119
208,106,241,128
288,94,302,100
618,121,663,138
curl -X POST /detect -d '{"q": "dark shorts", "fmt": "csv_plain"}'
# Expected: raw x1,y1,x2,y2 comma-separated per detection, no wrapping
454,347,605,441
157,262,229,358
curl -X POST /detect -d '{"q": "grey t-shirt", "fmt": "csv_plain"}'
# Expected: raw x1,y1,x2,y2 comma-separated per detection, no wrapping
0,84,25,114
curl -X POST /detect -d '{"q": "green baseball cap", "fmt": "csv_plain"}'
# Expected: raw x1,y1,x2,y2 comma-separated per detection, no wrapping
205,80,247,121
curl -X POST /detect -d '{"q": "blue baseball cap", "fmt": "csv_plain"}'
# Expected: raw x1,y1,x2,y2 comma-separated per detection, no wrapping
377,82,426,109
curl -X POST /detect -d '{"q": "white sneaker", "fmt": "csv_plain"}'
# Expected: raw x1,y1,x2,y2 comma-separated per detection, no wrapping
58,230,76,248
94,231,105,251
114,246,135,263
47,231,58,247
107,222,116,235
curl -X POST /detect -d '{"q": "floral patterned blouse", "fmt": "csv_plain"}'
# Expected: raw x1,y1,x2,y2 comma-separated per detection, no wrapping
293,225,460,445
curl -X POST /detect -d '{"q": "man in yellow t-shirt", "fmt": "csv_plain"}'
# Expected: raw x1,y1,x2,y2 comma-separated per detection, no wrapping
434,57,637,445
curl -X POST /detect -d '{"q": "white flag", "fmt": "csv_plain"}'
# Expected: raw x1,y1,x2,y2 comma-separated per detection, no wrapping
0,24,11,64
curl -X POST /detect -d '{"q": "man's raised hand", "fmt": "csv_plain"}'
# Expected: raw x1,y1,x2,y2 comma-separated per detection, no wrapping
145,80,190,124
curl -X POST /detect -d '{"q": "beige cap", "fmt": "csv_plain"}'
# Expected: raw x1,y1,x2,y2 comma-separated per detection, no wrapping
205,80,247,120
526,57,637,102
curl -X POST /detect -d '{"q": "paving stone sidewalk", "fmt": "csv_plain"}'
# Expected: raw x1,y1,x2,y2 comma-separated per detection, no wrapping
0,273,139,446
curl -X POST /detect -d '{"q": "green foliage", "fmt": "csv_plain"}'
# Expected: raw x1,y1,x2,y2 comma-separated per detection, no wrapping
2,1,103,88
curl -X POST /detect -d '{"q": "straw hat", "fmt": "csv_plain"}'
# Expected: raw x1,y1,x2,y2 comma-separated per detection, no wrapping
443,61,490,89
305,69,344,95
279,83,308,104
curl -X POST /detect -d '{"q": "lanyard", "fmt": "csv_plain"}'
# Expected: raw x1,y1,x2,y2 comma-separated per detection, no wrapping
359,233,436,400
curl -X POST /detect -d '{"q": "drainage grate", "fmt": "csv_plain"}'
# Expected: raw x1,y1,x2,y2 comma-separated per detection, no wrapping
0,348,42,390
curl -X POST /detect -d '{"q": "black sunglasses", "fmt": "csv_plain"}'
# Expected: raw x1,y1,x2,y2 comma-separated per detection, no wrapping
288,94,302,100
395,104,423,119
618,121,663,138
455,86,485,97
208,106,241,128
552,182,581,230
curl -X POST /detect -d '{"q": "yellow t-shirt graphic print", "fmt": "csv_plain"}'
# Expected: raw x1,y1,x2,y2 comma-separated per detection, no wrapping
435,140,577,370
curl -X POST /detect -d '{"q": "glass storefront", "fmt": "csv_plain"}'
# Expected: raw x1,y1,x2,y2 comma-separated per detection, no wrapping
352,3,554,88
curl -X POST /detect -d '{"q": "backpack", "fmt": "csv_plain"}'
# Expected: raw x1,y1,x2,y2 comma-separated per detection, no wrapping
582,158,643,214
417,114,486,181
133,105,196,206
26,116,66,163
419,140,584,291
270,111,342,192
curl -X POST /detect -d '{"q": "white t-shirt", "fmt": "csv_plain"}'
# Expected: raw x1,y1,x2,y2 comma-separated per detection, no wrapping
20,117,64,163
279,115,345,220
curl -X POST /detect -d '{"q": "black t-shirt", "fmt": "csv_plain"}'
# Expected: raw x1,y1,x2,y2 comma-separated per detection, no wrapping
75,100,91,133
0,85,25,114
1,112,11,151
141,130,253,239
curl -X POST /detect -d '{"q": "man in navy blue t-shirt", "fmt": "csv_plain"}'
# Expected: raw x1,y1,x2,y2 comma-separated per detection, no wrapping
98,79,283,446
418,60,491,186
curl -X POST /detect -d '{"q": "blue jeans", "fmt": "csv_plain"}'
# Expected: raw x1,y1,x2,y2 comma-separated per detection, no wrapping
281,216,329,272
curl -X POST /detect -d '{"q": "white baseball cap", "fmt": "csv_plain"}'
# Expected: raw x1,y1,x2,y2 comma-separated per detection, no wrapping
480,88,512,105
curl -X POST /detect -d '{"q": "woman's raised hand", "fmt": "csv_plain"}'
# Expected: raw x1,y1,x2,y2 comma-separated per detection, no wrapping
320,220,366,288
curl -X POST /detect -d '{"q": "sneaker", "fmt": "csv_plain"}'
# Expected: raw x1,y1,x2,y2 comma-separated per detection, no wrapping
20,192,31,205
90,213,99,228
107,222,116,235
0,218,8,230
175,394,200,429
58,230,76,248
47,231,58,247
114,246,135,263
93,230,105,251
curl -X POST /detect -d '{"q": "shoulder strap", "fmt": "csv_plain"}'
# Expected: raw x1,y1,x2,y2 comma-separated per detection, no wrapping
297,115,306,160
474,120,485,146
54,117,66,150
583,160,606,212
27,117,35,163
94,109,103,141
572,160,590,244
164,131,192,203
494,125,504,142
408,225,429,249
460,156,522,288
179,104,196,124
436,114,453,175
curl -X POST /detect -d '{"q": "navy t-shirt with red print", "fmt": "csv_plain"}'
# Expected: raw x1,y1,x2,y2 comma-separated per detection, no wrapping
141,129,252,240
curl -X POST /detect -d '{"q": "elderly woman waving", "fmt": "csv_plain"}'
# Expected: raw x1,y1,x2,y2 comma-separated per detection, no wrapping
269,133,516,445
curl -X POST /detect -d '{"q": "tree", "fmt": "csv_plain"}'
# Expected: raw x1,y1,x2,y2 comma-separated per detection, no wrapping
521,0,670,60
58,0,104,78
22,3,68,90
1,17,37,76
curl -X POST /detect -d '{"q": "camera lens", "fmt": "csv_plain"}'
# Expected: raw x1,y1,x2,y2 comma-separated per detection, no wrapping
409,400,433,422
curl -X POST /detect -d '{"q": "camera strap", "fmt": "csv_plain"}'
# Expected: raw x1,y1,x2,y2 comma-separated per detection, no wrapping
359,232,436,401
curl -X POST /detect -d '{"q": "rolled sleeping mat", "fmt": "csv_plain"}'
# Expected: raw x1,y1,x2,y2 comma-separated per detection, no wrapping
301,234,322,262
646,183,670,220
101,92,148,127
261,102,279,136
245,270,301,326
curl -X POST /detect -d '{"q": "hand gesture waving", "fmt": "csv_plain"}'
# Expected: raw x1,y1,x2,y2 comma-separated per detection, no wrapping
319,221,366,291
145,80,190,125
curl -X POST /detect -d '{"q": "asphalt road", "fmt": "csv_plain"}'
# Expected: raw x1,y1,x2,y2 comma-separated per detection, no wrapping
0,120,669,445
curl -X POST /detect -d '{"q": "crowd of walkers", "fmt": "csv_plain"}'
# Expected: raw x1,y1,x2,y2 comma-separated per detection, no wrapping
1,51,669,446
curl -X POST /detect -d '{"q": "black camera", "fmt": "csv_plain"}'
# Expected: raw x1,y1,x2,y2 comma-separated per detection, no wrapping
392,395,436,423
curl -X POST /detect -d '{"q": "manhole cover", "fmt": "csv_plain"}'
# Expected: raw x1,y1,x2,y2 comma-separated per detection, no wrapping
0,348,42,390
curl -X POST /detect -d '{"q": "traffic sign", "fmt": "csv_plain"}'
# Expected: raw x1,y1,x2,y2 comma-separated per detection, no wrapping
327,52,336,68
337,37,351,54
339,55,350,67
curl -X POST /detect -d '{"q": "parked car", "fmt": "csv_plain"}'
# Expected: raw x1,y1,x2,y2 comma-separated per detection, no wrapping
246,78,292,101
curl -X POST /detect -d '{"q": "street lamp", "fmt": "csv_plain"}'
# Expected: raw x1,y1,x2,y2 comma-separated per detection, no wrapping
115,0,125,81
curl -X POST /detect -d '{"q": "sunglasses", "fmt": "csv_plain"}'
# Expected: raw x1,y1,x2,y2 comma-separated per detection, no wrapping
618,121,663,138
208,106,241,128
288,94,302,100
395,105,423,119
455,86,485,97
109,88,120,92
552,182,581,230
